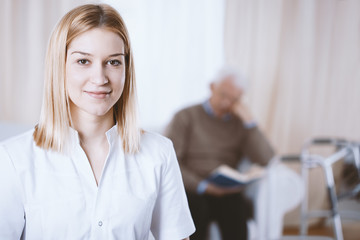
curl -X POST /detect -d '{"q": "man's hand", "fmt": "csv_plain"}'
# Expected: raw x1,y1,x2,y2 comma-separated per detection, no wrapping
204,183,244,197
231,98,254,125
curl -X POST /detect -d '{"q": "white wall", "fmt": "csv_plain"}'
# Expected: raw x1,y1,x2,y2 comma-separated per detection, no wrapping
104,0,226,132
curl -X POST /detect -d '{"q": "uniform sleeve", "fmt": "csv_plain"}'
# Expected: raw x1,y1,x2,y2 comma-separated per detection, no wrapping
0,145,25,239
164,112,203,193
150,142,195,240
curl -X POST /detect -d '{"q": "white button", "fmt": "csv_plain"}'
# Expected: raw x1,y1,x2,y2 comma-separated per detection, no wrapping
98,221,103,226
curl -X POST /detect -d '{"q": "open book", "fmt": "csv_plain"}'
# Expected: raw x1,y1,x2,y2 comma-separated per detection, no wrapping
207,164,265,188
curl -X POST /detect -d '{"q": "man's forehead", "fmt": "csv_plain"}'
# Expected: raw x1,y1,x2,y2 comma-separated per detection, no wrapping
219,77,242,90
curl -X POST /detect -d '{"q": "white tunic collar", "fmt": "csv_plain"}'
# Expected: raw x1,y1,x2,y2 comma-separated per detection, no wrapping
66,124,120,155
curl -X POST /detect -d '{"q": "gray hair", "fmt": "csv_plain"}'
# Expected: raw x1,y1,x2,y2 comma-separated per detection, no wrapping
212,66,248,90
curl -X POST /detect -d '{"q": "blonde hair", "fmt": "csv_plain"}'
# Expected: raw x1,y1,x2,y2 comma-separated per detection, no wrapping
33,4,141,154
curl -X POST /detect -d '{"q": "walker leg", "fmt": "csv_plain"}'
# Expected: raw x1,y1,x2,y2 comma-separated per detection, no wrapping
300,165,309,236
324,165,344,240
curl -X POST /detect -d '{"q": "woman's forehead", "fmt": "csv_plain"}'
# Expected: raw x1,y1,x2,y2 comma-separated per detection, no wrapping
67,28,125,55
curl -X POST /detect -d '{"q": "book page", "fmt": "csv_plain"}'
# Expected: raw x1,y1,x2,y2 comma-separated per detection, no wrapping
214,164,265,183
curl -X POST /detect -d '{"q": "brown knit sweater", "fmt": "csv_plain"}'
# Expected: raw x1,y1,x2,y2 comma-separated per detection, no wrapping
165,104,275,193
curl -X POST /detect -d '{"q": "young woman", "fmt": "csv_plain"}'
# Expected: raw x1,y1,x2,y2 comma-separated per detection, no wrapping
0,4,194,240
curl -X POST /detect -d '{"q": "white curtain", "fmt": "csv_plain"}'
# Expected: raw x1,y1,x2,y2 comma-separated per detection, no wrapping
225,0,360,155
103,0,226,131
0,0,95,125
225,0,360,227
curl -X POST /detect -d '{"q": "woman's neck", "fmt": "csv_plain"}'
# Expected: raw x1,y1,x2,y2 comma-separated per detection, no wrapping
71,110,115,145
70,110,115,186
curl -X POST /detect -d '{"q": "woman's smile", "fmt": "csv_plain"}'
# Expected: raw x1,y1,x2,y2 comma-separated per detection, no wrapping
85,90,112,99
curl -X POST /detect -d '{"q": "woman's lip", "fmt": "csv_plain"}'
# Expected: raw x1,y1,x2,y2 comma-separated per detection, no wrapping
85,90,111,99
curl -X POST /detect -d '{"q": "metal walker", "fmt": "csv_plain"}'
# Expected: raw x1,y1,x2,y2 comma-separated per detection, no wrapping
298,138,360,240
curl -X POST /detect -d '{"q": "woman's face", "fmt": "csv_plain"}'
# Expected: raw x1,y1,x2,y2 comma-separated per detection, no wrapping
66,28,126,120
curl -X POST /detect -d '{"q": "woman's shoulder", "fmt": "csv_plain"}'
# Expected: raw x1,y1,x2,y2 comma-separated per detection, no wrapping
140,130,173,149
133,131,178,167
0,129,36,158
0,129,35,147
137,130,176,158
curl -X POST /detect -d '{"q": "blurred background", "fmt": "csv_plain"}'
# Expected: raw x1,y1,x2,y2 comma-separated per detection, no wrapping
1,0,359,238
1,0,359,155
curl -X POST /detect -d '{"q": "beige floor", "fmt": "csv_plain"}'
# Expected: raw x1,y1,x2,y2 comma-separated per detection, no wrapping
283,222,360,240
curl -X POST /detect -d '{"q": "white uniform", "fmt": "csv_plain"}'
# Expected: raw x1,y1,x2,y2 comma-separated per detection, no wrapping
0,126,195,240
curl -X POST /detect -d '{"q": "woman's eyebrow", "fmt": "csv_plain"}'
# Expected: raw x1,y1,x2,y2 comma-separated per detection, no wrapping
70,51,125,57
71,51,92,56
109,53,125,57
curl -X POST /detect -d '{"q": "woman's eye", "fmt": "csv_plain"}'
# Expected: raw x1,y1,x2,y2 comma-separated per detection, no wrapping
77,59,89,65
107,60,121,66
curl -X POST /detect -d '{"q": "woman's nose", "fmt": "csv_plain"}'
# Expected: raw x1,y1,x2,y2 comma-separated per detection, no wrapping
90,64,109,85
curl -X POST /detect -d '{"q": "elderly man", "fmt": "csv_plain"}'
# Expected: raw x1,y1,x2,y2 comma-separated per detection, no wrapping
165,68,275,240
